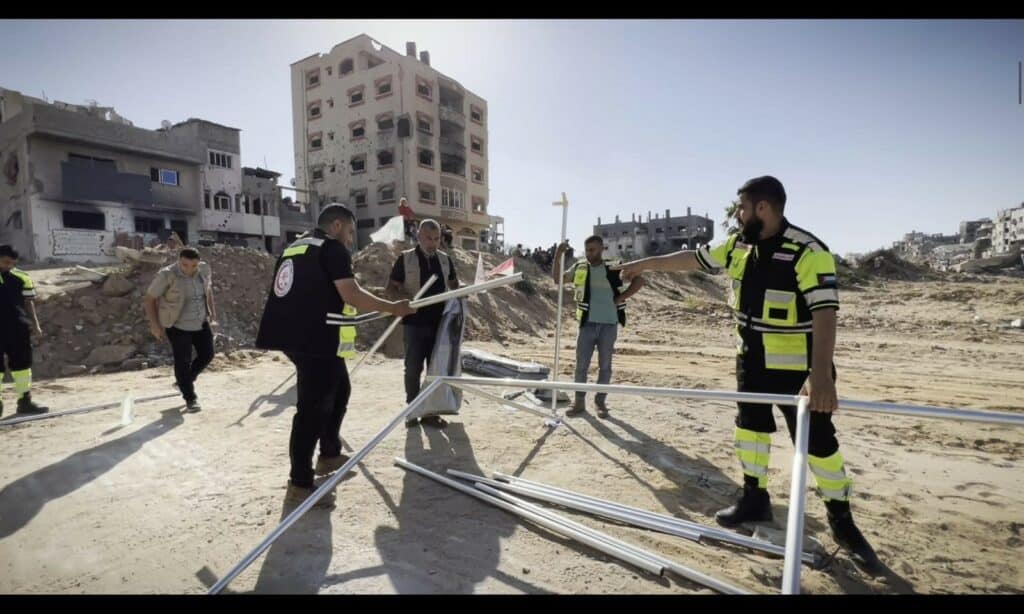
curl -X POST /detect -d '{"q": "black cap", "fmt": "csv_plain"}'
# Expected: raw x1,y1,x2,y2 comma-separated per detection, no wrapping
737,176,787,208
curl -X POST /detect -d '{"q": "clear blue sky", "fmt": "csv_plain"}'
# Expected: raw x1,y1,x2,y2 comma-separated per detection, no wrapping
2,19,1022,256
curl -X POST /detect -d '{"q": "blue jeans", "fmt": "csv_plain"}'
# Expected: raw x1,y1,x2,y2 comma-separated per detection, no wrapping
574,322,618,404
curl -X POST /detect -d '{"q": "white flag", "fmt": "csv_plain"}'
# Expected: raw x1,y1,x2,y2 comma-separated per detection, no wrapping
370,215,406,245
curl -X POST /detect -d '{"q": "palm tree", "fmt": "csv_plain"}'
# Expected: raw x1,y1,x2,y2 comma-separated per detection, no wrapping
722,199,740,235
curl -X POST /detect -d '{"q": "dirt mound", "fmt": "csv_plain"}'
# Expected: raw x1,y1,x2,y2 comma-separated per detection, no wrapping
640,270,728,304
352,243,733,353
30,240,735,378
33,244,276,379
352,242,561,350
855,249,942,281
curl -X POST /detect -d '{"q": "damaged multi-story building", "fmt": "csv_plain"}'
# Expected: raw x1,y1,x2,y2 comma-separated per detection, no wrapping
0,86,286,263
891,230,960,262
593,208,714,259
991,203,1024,255
290,35,494,249
887,207,1023,271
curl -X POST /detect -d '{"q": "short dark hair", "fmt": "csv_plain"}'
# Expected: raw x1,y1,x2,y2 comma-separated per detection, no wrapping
318,203,355,229
179,247,200,261
738,176,787,213
584,235,603,247
0,245,19,259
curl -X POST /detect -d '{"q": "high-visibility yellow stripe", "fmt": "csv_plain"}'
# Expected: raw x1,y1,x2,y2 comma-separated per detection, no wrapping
735,428,771,488
808,452,852,501
282,245,309,257
12,368,31,398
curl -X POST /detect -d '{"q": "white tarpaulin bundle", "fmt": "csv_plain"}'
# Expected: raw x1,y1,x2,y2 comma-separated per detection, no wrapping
413,298,467,418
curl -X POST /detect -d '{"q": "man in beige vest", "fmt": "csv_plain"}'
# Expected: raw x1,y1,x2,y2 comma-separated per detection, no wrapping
388,219,459,428
143,247,216,412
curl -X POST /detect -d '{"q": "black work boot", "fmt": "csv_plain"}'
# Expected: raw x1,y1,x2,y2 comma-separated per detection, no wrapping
16,393,48,415
715,476,773,528
826,500,882,572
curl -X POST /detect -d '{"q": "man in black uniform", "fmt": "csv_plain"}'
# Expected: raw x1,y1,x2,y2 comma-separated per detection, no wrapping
256,204,415,507
0,245,47,416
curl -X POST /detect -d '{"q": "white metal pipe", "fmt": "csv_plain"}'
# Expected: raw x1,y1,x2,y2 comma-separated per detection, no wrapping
492,472,817,563
446,469,701,542
454,383,559,420
641,539,751,594
326,273,524,326
427,376,805,406
496,471,726,526
551,192,569,414
406,271,520,304
208,379,445,595
0,392,180,428
473,481,749,595
782,397,811,595
394,458,665,576
831,397,1024,426
433,376,1024,428
468,482,668,572
496,481,703,541
349,273,438,377
468,481,669,572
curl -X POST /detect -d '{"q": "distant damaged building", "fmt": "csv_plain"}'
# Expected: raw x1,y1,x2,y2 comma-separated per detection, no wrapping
594,207,714,259
991,203,1024,255
0,86,285,262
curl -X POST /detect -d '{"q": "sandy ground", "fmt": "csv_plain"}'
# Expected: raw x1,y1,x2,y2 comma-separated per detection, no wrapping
1,276,1022,594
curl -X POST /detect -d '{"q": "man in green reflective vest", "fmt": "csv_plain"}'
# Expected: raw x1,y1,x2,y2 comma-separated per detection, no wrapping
553,235,645,417
615,176,880,572
0,244,47,416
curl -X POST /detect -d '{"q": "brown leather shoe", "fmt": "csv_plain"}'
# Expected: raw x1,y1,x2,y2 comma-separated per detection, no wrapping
285,481,336,509
565,400,586,416
314,453,352,476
